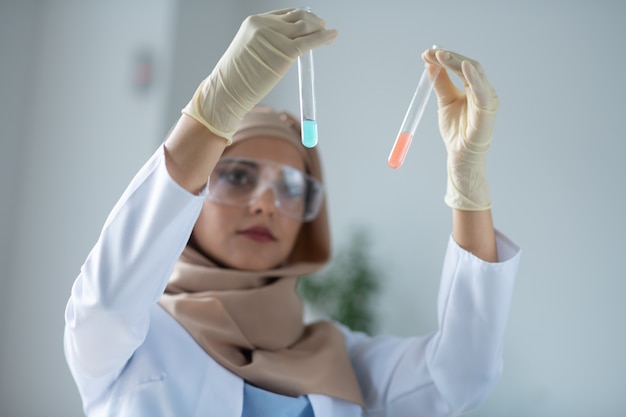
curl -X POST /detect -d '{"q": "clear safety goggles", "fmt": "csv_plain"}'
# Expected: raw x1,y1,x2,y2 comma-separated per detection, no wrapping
207,157,324,222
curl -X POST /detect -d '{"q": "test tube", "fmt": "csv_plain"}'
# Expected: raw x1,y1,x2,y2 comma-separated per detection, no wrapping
297,8,318,148
388,49,441,169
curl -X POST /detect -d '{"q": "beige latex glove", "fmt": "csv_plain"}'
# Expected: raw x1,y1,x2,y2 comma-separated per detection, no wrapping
422,48,499,211
183,9,338,143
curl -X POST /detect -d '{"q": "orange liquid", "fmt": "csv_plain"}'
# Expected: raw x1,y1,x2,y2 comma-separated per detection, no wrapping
388,132,413,169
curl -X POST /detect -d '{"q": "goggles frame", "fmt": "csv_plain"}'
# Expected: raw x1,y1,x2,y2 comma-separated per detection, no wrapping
206,157,324,222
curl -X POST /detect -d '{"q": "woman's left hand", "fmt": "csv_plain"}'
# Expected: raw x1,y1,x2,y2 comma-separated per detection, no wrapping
422,48,498,211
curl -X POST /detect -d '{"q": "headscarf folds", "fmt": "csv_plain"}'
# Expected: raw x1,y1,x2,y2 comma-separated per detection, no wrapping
158,107,364,406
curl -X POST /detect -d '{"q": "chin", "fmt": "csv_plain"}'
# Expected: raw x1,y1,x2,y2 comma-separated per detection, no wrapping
238,260,282,271
233,254,289,271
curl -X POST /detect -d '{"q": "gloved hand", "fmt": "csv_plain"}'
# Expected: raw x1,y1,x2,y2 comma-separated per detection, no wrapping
422,48,499,211
183,9,338,143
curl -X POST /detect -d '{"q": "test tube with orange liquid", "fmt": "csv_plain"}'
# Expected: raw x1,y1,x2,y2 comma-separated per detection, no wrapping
388,51,441,169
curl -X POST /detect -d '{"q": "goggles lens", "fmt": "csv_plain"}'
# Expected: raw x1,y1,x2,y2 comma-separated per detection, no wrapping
207,157,324,222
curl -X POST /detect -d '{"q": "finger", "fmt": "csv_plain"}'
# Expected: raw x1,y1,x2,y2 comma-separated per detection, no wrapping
462,61,489,109
281,8,325,27
434,49,491,87
271,10,329,39
462,60,498,112
434,50,468,82
433,49,498,108
422,50,463,106
293,28,339,52
421,47,440,67
268,8,297,16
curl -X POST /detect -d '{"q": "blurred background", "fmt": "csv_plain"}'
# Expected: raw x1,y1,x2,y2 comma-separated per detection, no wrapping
1,0,625,415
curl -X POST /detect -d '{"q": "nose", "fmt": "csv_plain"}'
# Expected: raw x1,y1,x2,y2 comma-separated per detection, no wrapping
248,188,277,217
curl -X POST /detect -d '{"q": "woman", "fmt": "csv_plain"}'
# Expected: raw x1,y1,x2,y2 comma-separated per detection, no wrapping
64,8,520,417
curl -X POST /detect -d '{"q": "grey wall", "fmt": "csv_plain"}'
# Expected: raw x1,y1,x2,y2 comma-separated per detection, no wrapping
1,0,625,416
260,2,626,413
0,0,179,414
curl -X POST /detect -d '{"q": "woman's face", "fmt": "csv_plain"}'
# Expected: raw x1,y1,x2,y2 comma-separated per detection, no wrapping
191,137,306,271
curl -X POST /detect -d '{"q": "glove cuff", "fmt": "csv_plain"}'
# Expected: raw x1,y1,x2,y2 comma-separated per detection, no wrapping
181,75,244,145
444,153,492,211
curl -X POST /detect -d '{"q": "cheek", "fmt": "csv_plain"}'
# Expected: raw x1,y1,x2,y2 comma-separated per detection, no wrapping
194,203,236,248
199,201,239,224
281,219,303,249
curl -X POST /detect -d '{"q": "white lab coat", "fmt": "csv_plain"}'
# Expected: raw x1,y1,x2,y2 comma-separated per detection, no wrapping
64,146,521,417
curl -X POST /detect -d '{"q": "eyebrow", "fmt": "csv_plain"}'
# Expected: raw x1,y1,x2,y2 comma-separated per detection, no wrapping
279,165,304,181
223,158,260,170
221,158,307,181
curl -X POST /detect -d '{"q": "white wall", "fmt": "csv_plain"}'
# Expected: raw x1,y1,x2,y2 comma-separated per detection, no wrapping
1,0,625,416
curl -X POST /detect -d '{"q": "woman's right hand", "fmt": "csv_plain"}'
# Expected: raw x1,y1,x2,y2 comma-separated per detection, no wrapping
183,9,338,143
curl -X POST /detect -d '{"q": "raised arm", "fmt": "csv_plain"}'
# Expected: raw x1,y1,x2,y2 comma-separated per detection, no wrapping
64,8,338,401
422,48,499,262
164,9,338,194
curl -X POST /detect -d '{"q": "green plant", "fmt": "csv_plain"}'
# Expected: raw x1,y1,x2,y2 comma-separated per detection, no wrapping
298,227,381,335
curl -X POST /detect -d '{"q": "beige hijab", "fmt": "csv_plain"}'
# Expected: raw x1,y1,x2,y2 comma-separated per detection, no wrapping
158,107,364,406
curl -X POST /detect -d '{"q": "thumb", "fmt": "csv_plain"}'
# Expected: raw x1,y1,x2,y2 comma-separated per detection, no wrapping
429,65,463,107
422,49,463,107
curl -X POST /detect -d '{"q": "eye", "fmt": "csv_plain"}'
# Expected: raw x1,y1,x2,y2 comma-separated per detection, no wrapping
281,181,305,199
225,168,252,185
217,161,259,189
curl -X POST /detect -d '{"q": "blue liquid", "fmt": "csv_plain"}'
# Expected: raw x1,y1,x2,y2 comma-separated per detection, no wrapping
302,119,318,148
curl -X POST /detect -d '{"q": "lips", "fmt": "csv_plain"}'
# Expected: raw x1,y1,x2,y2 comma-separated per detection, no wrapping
238,226,276,242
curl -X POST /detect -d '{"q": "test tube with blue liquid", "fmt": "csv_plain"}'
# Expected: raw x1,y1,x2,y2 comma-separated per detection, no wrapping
298,7,318,148
388,45,441,169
